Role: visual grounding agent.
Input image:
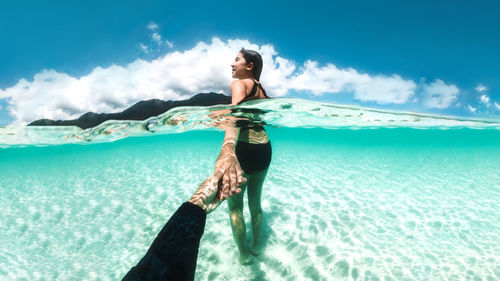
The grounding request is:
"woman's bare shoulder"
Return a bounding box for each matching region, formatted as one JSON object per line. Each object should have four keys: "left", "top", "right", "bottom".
{"left": 230, "top": 80, "right": 247, "bottom": 92}
{"left": 230, "top": 80, "right": 248, "bottom": 104}
{"left": 231, "top": 79, "right": 253, "bottom": 87}
{"left": 230, "top": 79, "right": 243, "bottom": 85}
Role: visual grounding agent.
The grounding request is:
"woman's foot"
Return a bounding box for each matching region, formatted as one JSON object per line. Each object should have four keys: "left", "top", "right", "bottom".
{"left": 249, "top": 243, "right": 260, "bottom": 256}
{"left": 238, "top": 252, "right": 253, "bottom": 265}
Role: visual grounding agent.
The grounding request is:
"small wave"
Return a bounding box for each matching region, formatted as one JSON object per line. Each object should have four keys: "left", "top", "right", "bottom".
{"left": 1, "top": 98, "right": 500, "bottom": 147}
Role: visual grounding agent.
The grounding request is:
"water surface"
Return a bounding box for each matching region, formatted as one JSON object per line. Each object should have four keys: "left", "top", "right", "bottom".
{"left": 1, "top": 99, "right": 499, "bottom": 280}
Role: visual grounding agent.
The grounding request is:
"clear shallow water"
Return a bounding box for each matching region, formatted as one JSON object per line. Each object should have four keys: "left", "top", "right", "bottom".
{"left": 1, "top": 100, "right": 500, "bottom": 280}
{"left": 2, "top": 98, "right": 499, "bottom": 147}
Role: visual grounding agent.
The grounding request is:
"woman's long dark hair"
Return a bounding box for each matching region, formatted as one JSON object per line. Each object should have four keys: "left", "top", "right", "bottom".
{"left": 239, "top": 48, "right": 263, "bottom": 81}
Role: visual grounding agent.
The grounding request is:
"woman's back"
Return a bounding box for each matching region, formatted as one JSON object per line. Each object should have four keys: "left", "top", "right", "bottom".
{"left": 237, "top": 79, "right": 269, "bottom": 144}
{"left": 239, "top": 79, "right": 269, "bottom": 102}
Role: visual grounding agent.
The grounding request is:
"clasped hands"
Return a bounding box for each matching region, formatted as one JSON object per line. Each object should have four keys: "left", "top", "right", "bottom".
{"left": 188, "top": 143, "right": 246, "bottom": 213}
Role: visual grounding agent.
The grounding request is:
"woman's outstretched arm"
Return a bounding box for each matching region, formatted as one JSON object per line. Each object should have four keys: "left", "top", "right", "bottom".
{"left": 213, "top": 80, "right": 248, "bottom": 198}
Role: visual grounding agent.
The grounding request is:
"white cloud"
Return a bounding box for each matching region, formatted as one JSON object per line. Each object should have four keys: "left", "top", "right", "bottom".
{"left": 275, "top": 60, "right": 417, "bottom": 103}
{"left": 421, "top": 79, "right": 460, "bottom": 109}
{"left": 467, "top": 105, "right": 477, "bottom": 113}
{"left": 0, "top": 37, "right": 458, "bottom": 124}
{"left": 0, "top": 38, "right": 253, "bottom": 123}
{"left": 139, "top": 43, "right": 149, "bottom": 53}
{"left": 141, "top": 24, "right": 170, "bottom": 51}
{"left": 351, "top": 74, "right": 416, "bottom": 104}
{"left": 480, "top": 94, "right": 490, "bottom": 105}
{"left": 147, "top": 22, "right": 158, "bottom": 30}
{"left": 152, "top": 32, "right": 162, "bottom": 43}
{"left": 475, "top": 83, "right": 487, "bottom": 93}
{"left": 494, "top": 102, "right": 500, "bottom": 111}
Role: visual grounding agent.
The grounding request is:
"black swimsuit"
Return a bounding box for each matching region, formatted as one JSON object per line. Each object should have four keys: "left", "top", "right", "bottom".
{"left": 235, "top": 80, "right": 272, "bottom": 174}
{"left": 243, "top": 79, "right": 270, "bottom": 102}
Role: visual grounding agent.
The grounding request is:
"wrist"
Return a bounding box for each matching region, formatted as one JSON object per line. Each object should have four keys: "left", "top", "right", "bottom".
{"left": 222, "top": 141, "right": 235, "bottom": 149}
{"left": 218, "top": 144, "right": 236, "bottom": 159}
{"left": 188, "top": 197, "right": 207, "bottom": 213}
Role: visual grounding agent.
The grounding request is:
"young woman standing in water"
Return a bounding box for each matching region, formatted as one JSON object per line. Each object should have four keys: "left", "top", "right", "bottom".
{"left": 214, "top": 49, "right": 271, "bottom": 264}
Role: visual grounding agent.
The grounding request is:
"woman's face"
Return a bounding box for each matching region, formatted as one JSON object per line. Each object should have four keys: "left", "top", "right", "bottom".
{"left": 231, "top": 53, "right": 252, "bottom": 79}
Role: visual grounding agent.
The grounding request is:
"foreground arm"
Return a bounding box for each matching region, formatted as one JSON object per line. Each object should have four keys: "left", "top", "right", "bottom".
{"left": 122, "top": 173, "right": 241, "bottom": 281}
{"left": 122, "top": 202, "right": 206, "bottom": 281}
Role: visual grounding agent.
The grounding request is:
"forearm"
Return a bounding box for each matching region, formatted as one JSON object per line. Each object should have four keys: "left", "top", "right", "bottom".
{"left": 216, "top": 130, "right": 239, "bottom": 172}
{"left": 221, "top": 123, "right": 240, "bottom": 148}
{"left": 122, "top": 202, "right": 206, "bottom": 281}
{"left": 215, "top": 121, "right": 240, "bottom": 167}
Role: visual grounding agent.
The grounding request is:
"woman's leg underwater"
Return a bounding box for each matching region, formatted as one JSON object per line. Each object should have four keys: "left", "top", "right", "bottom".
{"left": 227, "top": 181, "right": 252, "bottom": 264}
{"left": 247, "top": 168, "right": 268, "bottom": 256}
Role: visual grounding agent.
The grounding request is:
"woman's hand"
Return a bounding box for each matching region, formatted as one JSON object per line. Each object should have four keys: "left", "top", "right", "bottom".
{"left": 214, "top": 143, "right": 246, "bottom": 199}
{"left": 188, "top": 169, "right": 243, "bottom": 213}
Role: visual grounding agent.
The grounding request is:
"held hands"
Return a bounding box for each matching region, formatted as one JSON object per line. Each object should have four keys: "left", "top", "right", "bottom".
{"left": 188, "top": 168, "right": 246, "bottom": 214}
{"left": 215, "top": 143, "right": 246, "bottom": 198}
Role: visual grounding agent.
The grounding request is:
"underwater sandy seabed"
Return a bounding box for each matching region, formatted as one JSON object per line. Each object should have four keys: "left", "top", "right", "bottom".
{"left": 1, "top": 127, "right": 499, "bottom": 280}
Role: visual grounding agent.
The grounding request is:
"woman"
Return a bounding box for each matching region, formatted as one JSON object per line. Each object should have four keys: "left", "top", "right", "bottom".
{"left": 214, "top": 48, "right": 271, "bottom": 264}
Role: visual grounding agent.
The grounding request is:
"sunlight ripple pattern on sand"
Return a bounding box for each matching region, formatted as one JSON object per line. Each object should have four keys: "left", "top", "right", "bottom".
{"left": 1, "top": 116, "right": 499, "bottom": 280}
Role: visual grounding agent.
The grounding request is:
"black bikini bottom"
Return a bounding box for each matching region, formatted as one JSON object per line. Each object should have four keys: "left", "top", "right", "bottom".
{"left": 235, "top": 141, "right": 272, "bottom": 174}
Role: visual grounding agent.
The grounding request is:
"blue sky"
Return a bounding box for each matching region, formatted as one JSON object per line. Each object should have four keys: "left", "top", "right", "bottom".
{"left": 1, "top": 0, "right": 499, "bottom": 125}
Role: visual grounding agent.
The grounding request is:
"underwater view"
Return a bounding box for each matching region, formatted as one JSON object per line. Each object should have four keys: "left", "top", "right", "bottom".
{"left": 1, "top": 99, "right": 499, "bottom": 280}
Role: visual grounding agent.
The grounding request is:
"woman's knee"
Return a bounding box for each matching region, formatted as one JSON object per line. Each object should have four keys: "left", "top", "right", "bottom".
{"left": 230, "top": 210, "right": 244, "bottom": 222}
{"left": 249, "top": 204, "right": 262, "bottom": 215}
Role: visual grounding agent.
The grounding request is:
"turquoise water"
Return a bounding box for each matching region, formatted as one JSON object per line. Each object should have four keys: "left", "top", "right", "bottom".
{"left": 1, "top": 99, "right": 500, "bottom": 280}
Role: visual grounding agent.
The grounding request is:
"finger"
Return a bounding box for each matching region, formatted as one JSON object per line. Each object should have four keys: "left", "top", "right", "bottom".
{"left": 235, "top": 166, "right": 243, "bottom": 185}
{"left": 229, "top": 165, "right": 238, "bottom": 194}
{"left": 230, "top": 166, "right": 241, "bottom": 196}
{"left": 237, "top": 170, "right": 246, "bottom": 186}
{"left": 233, "top": 161, "right": 244, "bottom": 182}
{"left": 226, "top": 187, "right": 242, "bottom": 200}
{"left": 229, "top": 172, "right": 237, "bottom": 196}
{"left": 222, "top": 170, "right": 231, "bottom": 198}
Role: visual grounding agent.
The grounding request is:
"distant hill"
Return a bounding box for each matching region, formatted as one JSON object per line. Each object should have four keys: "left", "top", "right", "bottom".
{"left": 28, "top": 93, "right": 232, "bottom": 129}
